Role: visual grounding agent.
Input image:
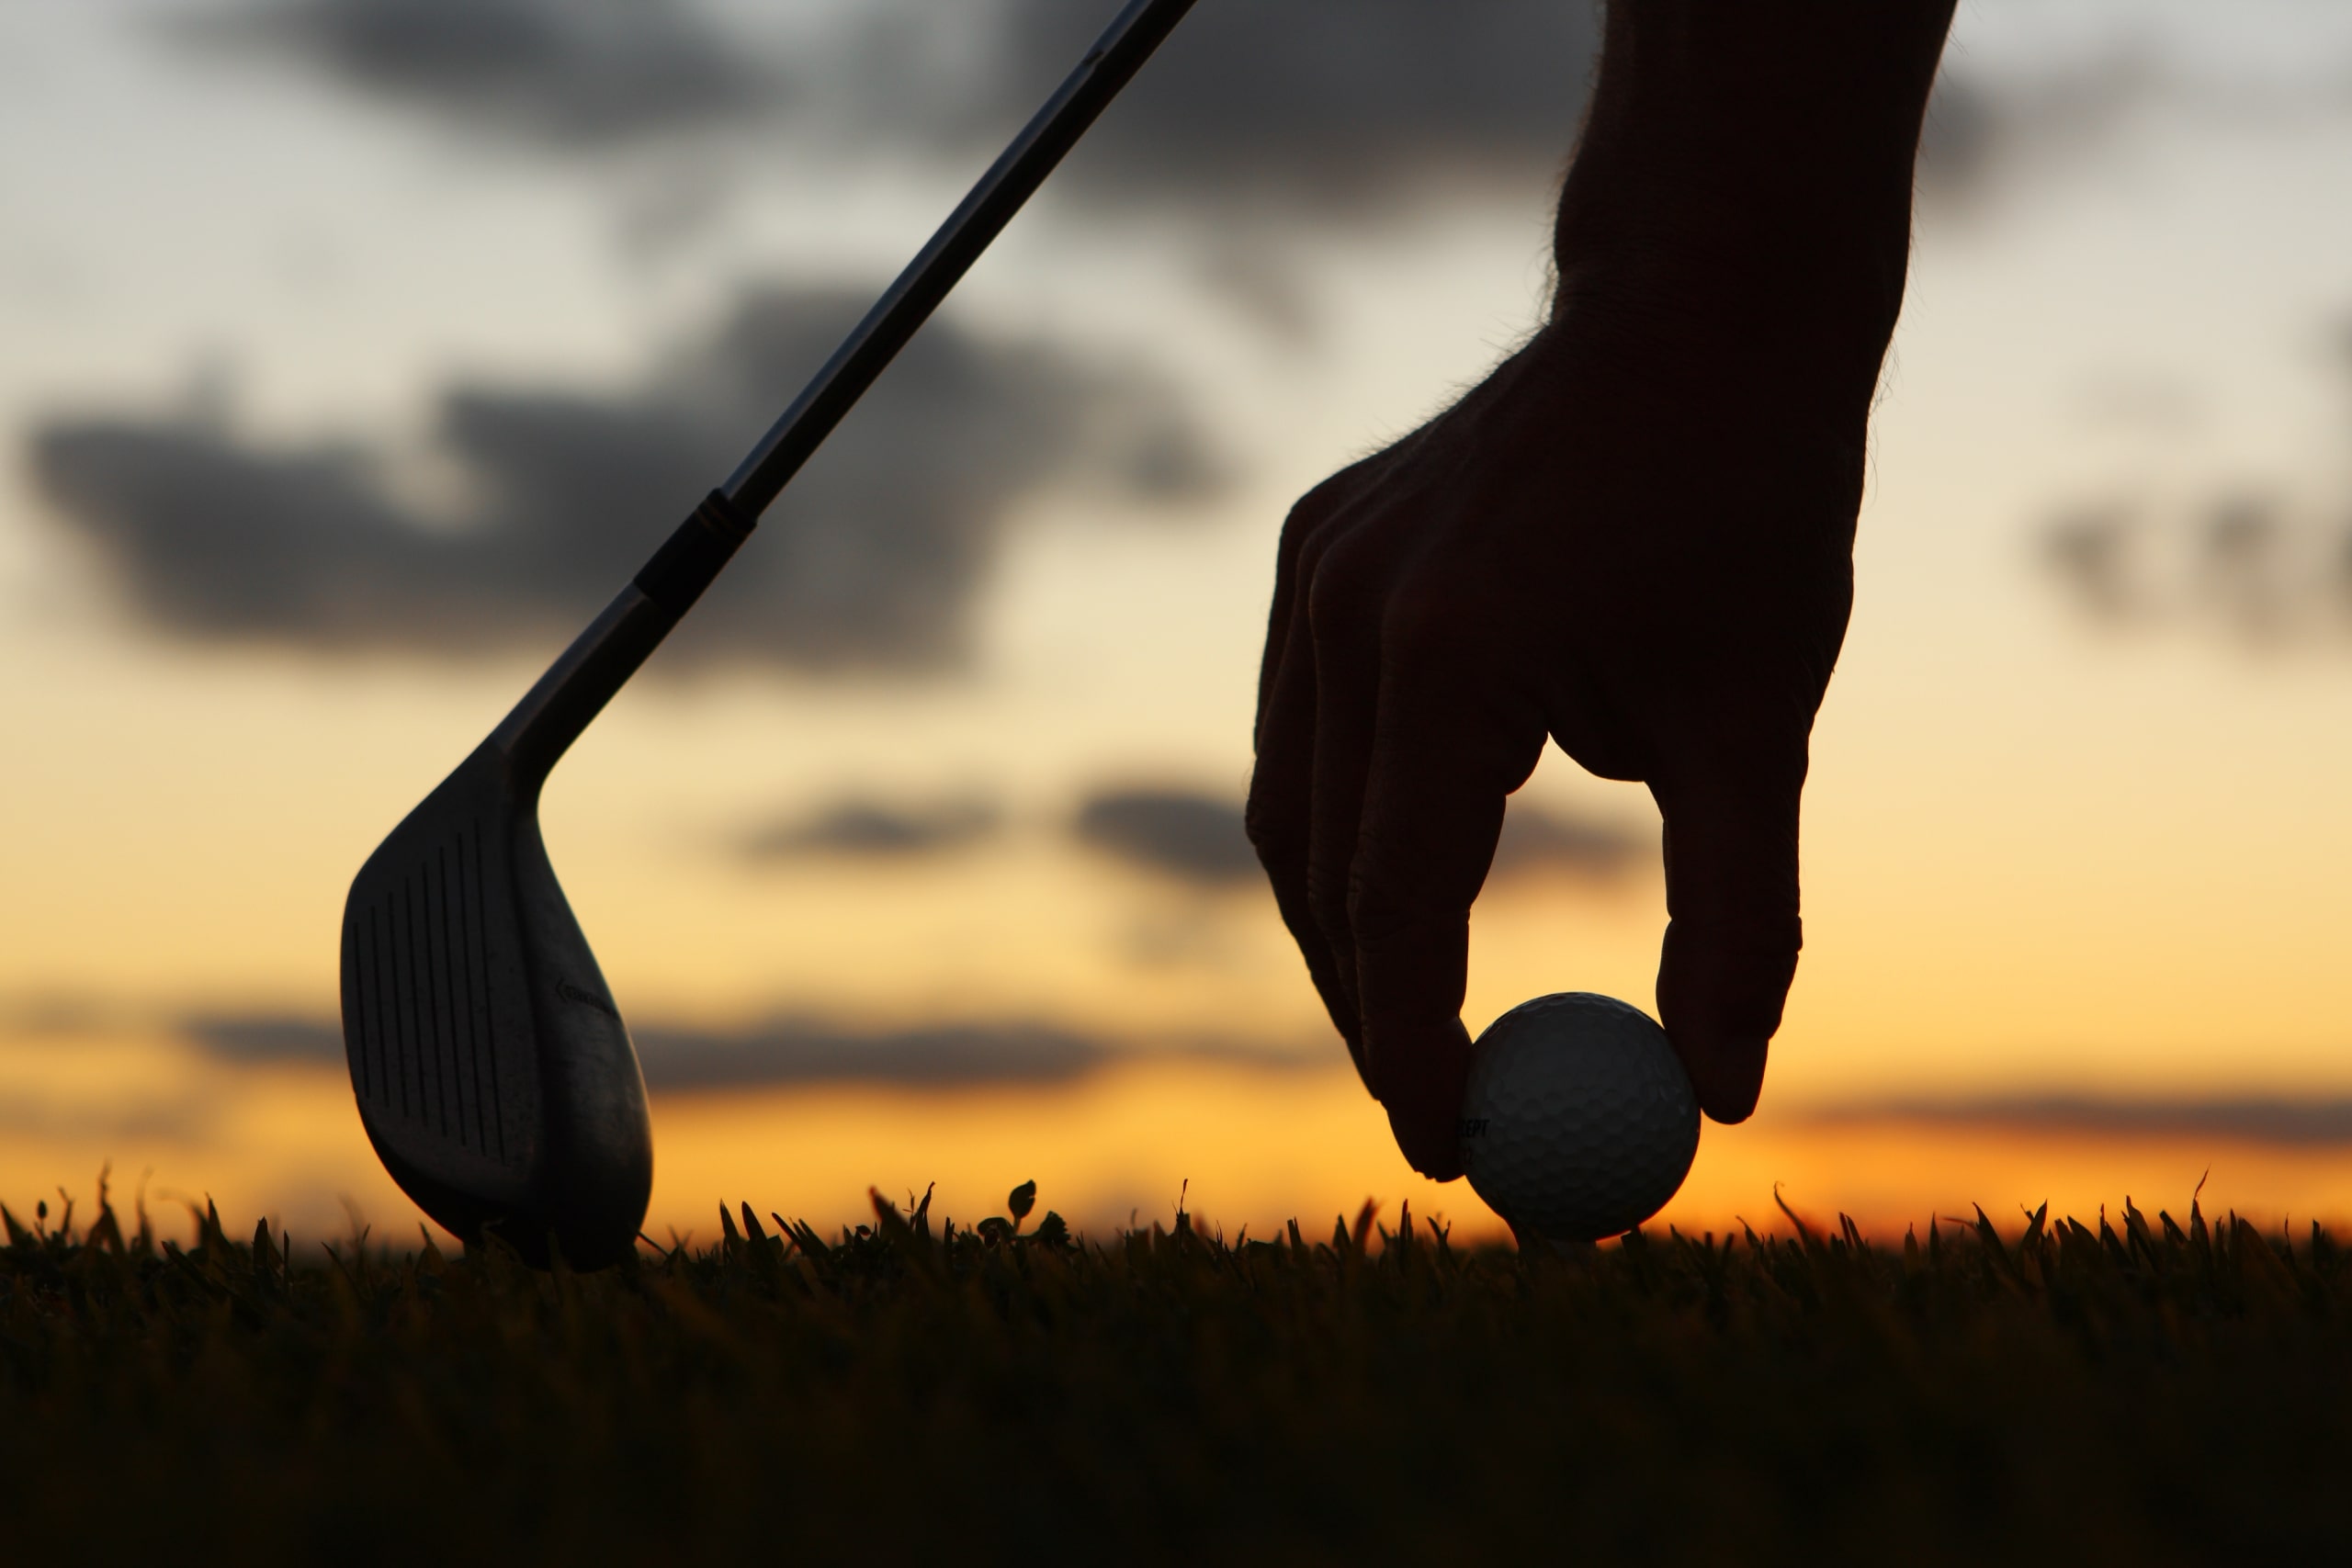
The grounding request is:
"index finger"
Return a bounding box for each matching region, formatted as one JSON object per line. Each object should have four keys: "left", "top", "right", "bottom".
{"left": 1347, "top": 615, "right": 1545, "bottom": 1179}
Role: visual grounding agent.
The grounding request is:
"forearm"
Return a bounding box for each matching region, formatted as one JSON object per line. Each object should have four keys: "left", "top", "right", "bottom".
{"left": 1550, "top": 0, "right": 1958, "bottom": 406}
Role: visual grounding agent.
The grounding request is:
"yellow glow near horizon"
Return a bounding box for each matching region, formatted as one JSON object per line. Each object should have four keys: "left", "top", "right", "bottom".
{"left": 6, "top": 1048, "right": 2350, "bottom": 1254}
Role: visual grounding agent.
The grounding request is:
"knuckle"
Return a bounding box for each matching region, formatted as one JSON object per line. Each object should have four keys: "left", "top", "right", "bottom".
{"left": 1276, "top": 494, "right": 1331, "bottom": 559}
{"left": 1304, "top": 537, "right": 1379, "bottom": 647}
{"left": 1378, "top": 565, "right": 1486, "bottom": 664}
{"left": 1280, "top": 456, "right": 1384, "bottom": 555}
{"left": 1242, "top": 785, "right": 1302, "bottom": 865}
{"left": 1306, "top": 854, "right": 1353, "bottom": 930}
{"left": 1343, "top": 827, "right": 1420, "bottom": 940}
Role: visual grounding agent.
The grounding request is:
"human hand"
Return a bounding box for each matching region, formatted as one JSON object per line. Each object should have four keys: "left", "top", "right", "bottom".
{"left": 1244, "top": 0, "right": 1955, "bottom": 1179}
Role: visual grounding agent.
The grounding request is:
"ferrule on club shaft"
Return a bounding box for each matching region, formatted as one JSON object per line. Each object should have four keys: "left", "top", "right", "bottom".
{"left": 634, "top": 490, "right": 758, "bottom": 617}
{"left": 492, "top": 491, "right": 758, "bottom": 784}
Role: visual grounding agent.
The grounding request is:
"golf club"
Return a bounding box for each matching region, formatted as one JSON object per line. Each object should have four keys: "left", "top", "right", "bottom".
{"left": 339, "top": 0, "right": 1201, "bottom": 1269}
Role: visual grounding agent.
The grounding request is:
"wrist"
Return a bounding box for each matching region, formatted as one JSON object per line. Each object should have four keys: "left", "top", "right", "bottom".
{"left": 1550, "top": 1, "right": 1956, "bottom": 391}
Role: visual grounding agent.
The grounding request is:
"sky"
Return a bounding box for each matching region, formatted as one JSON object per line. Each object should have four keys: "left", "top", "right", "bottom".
{"left": 6, "top": 0, "right": 2352, "bottom": 1248}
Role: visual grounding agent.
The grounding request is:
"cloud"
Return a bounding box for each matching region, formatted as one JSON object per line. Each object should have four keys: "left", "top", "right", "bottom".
{"left": 0, "top": 1096, "right": 215, "bottom": 1145}
{"left": 2041, "top": 503, "right": 2145, "bottom": 626}
{"left": 737, "top": 794, "right": 1001, "bottom": 863}
{"left": 1072, "top": 785, "right": 1258, "bottom": 886}
{"left": 1071, "top": 782, "right": 1647, "bottom": 889}
{"left": 28, "top": 285, "right": 1219, "bottom": 674}
{"left": 175, "top": 0, "right": 1598, "bottom": 210}
{"left": 0, "top": 995, "right": 126, "bottom": 1039}
{"left": 2037, "top": 327, "right": 2352, "bottom": 650}
{"left": 944, "top": 0, "right": 1598, "bottom": 209}
{"left": 1915, "top": 52, "right": 2161, "bottom": 210}
{"left": 168, "top": 1009, "right": 1323, "bottom": 1091}
{"left": 637, "top": 1016, "right": 1327, "bottom": 1091}
{"left": 1800, "top": 1094, "right": 2352, "bottom": 1150}
{"left": 175, "top": 0, "right": 771, "bottom": 147}
{"left": 636, "top": 1017, "right": 1102, "bottom": 1090}
{"left": 2038, "top": 493, "right": 2352, "bottom": 649}
{"left": 175, "top": 0, "right": 2352, "bottom": 240}
{"left": 1491, "top": 799, "right": 1646, "bottom": 881}
{"left": 1916, "top": 16, "right": 2352, "bottom": 219}
{"left": 181, "top": 1013, "right": 345, "bottom": 1066}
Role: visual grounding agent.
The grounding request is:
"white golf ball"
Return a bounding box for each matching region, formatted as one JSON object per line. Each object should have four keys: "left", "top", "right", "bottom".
{"left": 1457, "top": 992, "right": 1700, "bottom": 1243}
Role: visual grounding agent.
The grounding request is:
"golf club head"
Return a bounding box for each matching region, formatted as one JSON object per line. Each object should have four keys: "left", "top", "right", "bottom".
{"left": 340, "top": 739, "right": 650, "bottom": 1269}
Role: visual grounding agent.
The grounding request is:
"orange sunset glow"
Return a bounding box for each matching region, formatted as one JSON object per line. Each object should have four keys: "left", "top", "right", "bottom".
{"left": 7, "top": 0, "right": 2352, "bottom": 1253}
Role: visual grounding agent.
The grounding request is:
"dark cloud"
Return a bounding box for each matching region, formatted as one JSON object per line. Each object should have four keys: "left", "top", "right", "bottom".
{"left": 1491, "top": 800, "right": 1646, "bottom": 881}
{"left": 1916, "top": 38, "right": 2352, "bottom": 219}
{"left": 0, "top": 995, "right": 124, "bottom": 1039}
{"left": 178, "top": 0, "right": 2349, "bottom": 237}
{"left": 182, "top": 1013, "right": 345, "bottom": 1066}
{"left": 29, "top": 286, "right": 1218, "bottom": 674}
{"left": 176, "top": 0, "right": 1597, "bottom": 209}
{"left": 1073, "top": 785, "right": 1257, "bottom": 886}
{"left": 176, "top": 0, "right": 770, "bottom": 146}
{"left": 170, "top": 1010, "right": 1322, "bottom": 1091}
{"left": 951, "top": 0, "right": 1598, "bottom": 209}
{"left": 1915, "top": 54, "right": 2160, "bottom": 210}
{"left": 2199, "top": 492, "right": 2297, "bottom": 639}
{"left": 2039, "top": 494, "right": 2352, "bottom": 649}
{"left": 0, "top": 1096, "right": 214, "bottom": 1145}
{"left": 738, "top": 795, "right": 1001, "bottom": 863}
{"left": 1071, "top": 783, "right": 1645, "bottom": 889}
{"left": 638, "top": 1017, "right": 1325, "bottom": 1091}
{"left": 1802, "top": 1094, "right": 2352, "bottom": 1150}
{"left": 2041, "top": 503, "right": 2145, "bottom": 626}
{"left": 2038, "top": 317, "right": 2352, "bottom": 650}
{"left": 1913, "top": 73, "right": 2000, "bottom": 198}
{"left": 640, "top": 1017, "right": 1102, "bottom": 1090}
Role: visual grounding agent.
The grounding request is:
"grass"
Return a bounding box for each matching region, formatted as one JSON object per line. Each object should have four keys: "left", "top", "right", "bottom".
{"left": 6, "top": 1174, "right": 2352, "bottom": 1565}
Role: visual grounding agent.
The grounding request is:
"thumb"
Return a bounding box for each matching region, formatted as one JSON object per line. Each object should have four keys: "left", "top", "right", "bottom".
{"left": 1649, "top": 727, "right": 1808, "bottom": 1123}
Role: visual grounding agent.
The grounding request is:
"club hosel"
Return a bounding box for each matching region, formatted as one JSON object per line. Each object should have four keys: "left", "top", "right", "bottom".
{"left": 490, "top": 491, "right": 757, "bottom": 785}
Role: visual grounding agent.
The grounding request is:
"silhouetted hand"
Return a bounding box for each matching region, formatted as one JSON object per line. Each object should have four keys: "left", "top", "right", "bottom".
{"left": 1246, "top": 1, "right": 1957, "bottom": 1179}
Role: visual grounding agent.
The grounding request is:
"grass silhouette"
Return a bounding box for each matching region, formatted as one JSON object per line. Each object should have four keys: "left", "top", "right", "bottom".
{"left": 5, "top": 1172, "right": 2351, "bottom": 1562}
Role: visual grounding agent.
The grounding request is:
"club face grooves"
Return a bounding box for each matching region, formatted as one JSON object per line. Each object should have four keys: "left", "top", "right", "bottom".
{"left": 354, "top": 826, "right": 500, "bottom": 1159}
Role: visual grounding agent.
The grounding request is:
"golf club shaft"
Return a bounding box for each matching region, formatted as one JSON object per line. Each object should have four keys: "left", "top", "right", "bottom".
{"left": 491, "top": 0, "right": 1198, "bottom": 777}
{"left": 725, "top": 0, "right": 1199, "bottom": 516}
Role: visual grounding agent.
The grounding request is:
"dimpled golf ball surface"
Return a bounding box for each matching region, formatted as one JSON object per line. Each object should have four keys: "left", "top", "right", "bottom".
{"left": 1459, "top": 992, "right": 1700, "bottom": 1242}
